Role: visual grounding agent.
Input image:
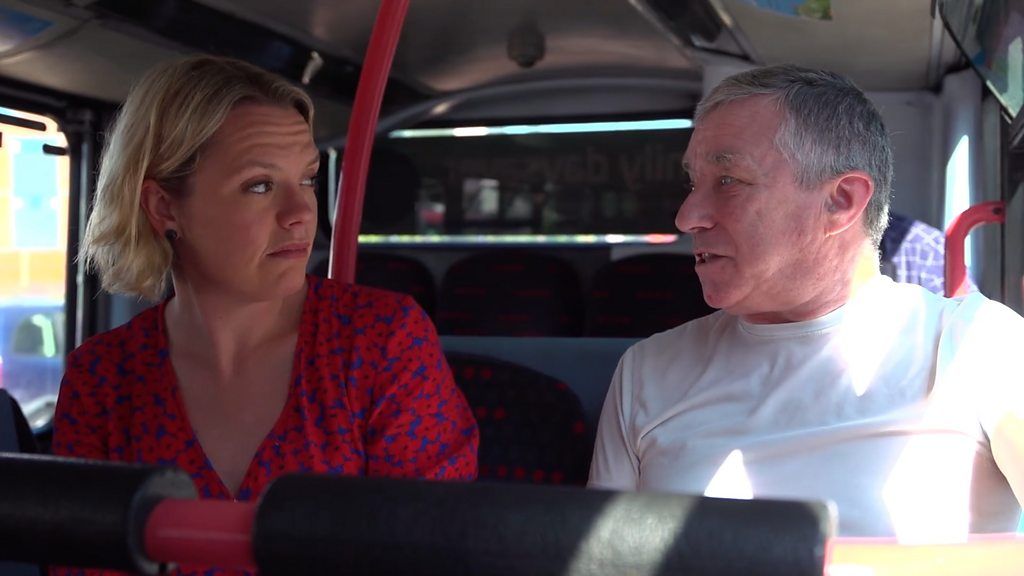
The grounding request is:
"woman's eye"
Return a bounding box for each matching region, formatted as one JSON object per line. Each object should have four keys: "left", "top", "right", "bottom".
{"left": 719, "top": 175, "right": 736, "bottom": 186}
{"left": 301, "top": 175, "right": 319, "bottom": 188}
{"left": 247, "top": 181, "right": 273, "bottom": 194}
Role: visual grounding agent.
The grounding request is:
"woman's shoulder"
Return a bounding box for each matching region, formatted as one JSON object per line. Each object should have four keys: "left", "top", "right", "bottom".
{"left": 306, "top": 274, "right": 419, "bottom": 315}
{"left": 303, "top": 276, "right": 434, "bottom": 349}
{"left": 68, "top": 304, "right": 163, "bottom": 366}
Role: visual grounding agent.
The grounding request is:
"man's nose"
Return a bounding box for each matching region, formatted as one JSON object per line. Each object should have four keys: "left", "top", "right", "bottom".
{"left": 675, "top": 185, "right": 714, "bottom": 234}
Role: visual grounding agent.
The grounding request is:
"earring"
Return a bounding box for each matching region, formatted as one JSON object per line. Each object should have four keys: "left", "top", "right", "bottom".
{"left": 164, "top": 229, "right": 178, "bottom": 242}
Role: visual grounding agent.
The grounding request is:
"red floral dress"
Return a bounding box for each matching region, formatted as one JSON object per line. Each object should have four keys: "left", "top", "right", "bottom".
{"left": 52, "top": 276, "right": 478, "bottom": 575}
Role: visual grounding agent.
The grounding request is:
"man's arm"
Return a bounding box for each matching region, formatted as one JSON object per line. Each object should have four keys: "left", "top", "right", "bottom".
{"left": 990, "top": 412, "right": 1024, "bottom": 507}
{"left": 588, "top": 354, "right": 640, "bottom": 490}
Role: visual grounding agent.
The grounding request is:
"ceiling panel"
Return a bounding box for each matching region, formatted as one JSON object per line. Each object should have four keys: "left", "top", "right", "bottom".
{"left": 196, "top": 0, "right": 698, "bottom": 93}
{"left": 720, "top": 0, "right": 950, "bottom": 90}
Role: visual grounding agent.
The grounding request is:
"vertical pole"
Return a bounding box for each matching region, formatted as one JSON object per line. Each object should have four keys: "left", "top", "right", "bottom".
{"left": 329, "top": 0, "right": 410, "bottom": 282}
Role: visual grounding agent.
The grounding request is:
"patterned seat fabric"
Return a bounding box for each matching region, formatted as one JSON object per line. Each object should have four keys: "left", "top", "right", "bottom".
{"left": 437, "top": 251, "right": 583, "bottom": 336}
{"left": 585, "top": 253, "right": 715, "bottom": 337}
{"left": 446, "top": 353, "right": 590, "bottom": 485}
{"left": 355, "top": 253, "right": 437, "bottom": 317}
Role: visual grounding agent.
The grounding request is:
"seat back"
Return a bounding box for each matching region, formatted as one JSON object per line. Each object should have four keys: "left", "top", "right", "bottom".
{"left": 586, "top": 253, "right": 714, "bottom": 337}
{"left": 446, "top": 352, "right": 590, "bottom": 485}
{"left": 0, "top": 390, "right": 43, "bottom": 576}
{"left": 437, "top": 251, "right": 583, "bottom": 336}
{"left": 356, "top": 253, "right": 437, "bottom": 317}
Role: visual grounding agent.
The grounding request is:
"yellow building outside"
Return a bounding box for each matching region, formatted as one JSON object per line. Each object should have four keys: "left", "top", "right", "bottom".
{"left": 0, "top": 107, "right": 69, "bottom": 303}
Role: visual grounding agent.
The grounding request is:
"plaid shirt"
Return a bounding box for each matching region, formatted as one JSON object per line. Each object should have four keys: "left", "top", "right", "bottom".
{"left": 880, "top": 213, "right": 976, "bottom": 295}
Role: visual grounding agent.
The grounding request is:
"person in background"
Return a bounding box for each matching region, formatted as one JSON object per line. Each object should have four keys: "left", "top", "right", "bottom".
{"left": 53, "top": 55, "right": 478, "bottom": 575}
{"left": 589, "top": 64, "right": 1024, "bottom": 540}
{"left": 880, "top": 211, "right": 976, "bottom": 295}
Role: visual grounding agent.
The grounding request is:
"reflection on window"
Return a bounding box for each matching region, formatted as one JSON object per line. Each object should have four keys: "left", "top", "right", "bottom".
{"left": 12, "top": 313, "right": 60, "bottom": 357}
{"left": 359, "top": 119, "right": 693, "bottom": 244}
{"left": 942, "top": 0, "right": 1024, "bottom": 117}
{"left": 0, "top": 105, "right": 68, "bottom": 428}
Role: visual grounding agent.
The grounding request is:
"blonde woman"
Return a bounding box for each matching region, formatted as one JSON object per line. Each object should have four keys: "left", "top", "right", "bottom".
{"left": 52, "top": 56, "right": 478, "bottom": 566}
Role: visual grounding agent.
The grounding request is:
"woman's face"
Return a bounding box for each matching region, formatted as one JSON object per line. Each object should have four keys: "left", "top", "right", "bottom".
{"left": 170, "top": 102, "right": 320, "bottom": 302}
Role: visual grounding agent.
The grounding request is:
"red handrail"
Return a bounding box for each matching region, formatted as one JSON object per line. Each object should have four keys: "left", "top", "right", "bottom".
{"left": 144, "top": 499, "right": 257, "bottom": 569}
{"left": 329, "top": 0, "right": 410, "bottom": 282}
{"left": 944, "top": 201, "right": 1005, "bottom": 297}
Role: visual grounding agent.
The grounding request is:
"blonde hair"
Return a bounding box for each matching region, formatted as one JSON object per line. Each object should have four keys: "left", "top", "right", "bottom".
{"left": 82, "top": 55, "right": 315, "bottom": 300}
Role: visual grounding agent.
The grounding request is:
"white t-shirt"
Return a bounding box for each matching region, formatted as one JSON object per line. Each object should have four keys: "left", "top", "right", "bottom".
{"left": 589, "top": 275, "right": 1024, "bottom": 541}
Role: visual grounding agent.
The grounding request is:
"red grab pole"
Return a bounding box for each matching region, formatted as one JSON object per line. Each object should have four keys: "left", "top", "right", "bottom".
{"left": 944, "top": 201, "right": 1005, "bottom": 298}
{"left": 329, "top": 0, "right": 410, "bottom": 282}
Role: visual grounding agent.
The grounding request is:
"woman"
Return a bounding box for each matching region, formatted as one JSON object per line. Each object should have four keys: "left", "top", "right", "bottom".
{"left": 52, "top": 55, "right": 478, "bottom": 572}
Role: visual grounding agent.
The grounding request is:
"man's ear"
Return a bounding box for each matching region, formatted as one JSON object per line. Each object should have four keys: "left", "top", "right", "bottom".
{"left": 824, "top": 171, "right": 873, "bottom": 237}
{"left": 140, "top": 179, "right": 178, "bottom": 237}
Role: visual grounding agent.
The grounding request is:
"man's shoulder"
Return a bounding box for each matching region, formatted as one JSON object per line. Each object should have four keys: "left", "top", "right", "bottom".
{"left": 950, "top": 292, "right": 1024, "bottom": 335}
{"left": 627, "top": 310, "right": 730, "bottom": 360}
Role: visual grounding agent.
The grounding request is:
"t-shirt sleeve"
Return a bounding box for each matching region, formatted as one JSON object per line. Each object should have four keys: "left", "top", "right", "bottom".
{"left": 973, "top": 302, "right": 1024, "bottom": 505}
{"left": 588, "top": 350, "right": 640, "bottom": 490}
{"left": 364, "top": 296, "right": 479, "bottom": 480}
{"left": 51, "top": 344, "right": 108, "bottom": 460}
{"left": 944, "top": 296, "right": 1024, "bottom": 505}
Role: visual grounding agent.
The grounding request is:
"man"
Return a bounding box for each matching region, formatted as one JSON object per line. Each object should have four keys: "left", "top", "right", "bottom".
{"left": 588, "top": 65, "right": 1024, "bottom": 541}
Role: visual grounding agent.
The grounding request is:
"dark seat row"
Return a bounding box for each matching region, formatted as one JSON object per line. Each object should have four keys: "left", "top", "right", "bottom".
{"left": 445, "top": 352, "right": 591, "bottom": 486}
{"left": 356, "top": 251, "right": 715, "bottom": 338}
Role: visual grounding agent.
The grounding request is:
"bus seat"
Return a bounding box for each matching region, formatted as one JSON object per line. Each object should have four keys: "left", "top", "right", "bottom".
{"left": 0, "top": 390, "right": 38, "bottom": 455}
{"left": 585, "top": 254, "right": 715, "bottom": 337}
{"left": 355, "top": 253, "right": 437, "bottom": 317}
{"left": 437, "top": 251, "right": 584, "bottom": 336}
{"left": 308, "top": 253, "right": 437, "bottom": 317}
{"left": 0, "top": 389, "right": 44, "bottom": 576}
{"left": 446, "top": 352, "right": 590, "bottom": 485}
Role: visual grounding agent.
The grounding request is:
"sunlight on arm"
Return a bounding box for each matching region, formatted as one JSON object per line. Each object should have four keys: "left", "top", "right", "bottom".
{"left": 990, "top": 413, "right": 1024, "bottom": 508}
{"left": 702, "top": 449, "right": 753, "bottom": 500}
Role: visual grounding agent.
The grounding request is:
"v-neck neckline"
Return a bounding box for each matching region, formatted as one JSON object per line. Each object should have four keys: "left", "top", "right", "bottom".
{"left": 155, "top": 281, "right": 312, "bottom": 500}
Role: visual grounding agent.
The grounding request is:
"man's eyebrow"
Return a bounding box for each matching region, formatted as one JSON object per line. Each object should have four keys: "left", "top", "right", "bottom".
{"left": 711, "top": 152, "right": 746, "bottom": 167}
{"left": 716, "top": 152, "right": 760, "bottom": 172}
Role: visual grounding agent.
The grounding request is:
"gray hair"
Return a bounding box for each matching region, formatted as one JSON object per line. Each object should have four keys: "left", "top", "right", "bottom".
{"left": 696, "top": 64, "right": 893, "bottom": 247}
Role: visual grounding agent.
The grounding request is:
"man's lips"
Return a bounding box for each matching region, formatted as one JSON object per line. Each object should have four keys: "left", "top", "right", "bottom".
{"left": 694, "top": 251, "right": 727, "bottom": 264}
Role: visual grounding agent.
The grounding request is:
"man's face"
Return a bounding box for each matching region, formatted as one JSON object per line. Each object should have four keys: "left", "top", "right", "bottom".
{"left": 677, "top": 96, "right": 830, "bottom": 323}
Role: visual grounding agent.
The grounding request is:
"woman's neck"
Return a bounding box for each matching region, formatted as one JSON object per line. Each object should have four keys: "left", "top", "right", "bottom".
{"left": 164, "top": 276, "right": 307, "bottom": 379}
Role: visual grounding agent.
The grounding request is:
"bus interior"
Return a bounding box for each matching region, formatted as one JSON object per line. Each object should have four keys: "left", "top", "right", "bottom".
{"left": 0, "top": 0, "right": 1023, "bottom": 545}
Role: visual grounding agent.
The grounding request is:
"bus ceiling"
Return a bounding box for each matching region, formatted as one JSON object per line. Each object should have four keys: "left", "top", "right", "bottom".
{"left": 0, "top": 0, "right": 984, "bottom": 141}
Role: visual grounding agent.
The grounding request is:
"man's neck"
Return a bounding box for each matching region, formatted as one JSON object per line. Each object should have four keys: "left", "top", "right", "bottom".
{"left": 741, "top": 243, "right": 880, "bottom": 325}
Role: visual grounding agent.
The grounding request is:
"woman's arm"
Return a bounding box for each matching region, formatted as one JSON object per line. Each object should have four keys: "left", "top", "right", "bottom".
{"left": 365, "top": 296, "right": 479, "bottom": 481}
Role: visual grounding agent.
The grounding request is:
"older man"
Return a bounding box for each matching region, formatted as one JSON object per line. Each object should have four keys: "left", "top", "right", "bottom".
{"left": 589, "top": 65, "right": 1024, "bottom": 541}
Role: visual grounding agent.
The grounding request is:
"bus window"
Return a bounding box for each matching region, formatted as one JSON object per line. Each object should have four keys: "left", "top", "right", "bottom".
{"left": 0, "top": 106, "right": 69, "bottom": 430}
{"left": 360, "top": 118, "right": 692, "bottom": 244}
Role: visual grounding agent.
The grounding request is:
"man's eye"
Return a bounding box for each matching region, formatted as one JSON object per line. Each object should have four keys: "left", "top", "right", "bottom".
{"left": 247, "top": 181, "right": 273, "bottom": 194}
{"left": 719, "top": 175, "right": 737, "bottom": 186}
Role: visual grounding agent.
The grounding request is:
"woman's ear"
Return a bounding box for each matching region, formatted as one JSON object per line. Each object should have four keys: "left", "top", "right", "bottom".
{"left": 824, "top": 171, "right": 874, "bottom": 237}
{"left": 140, "top": 179, "right": 178, "bottom": 238}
